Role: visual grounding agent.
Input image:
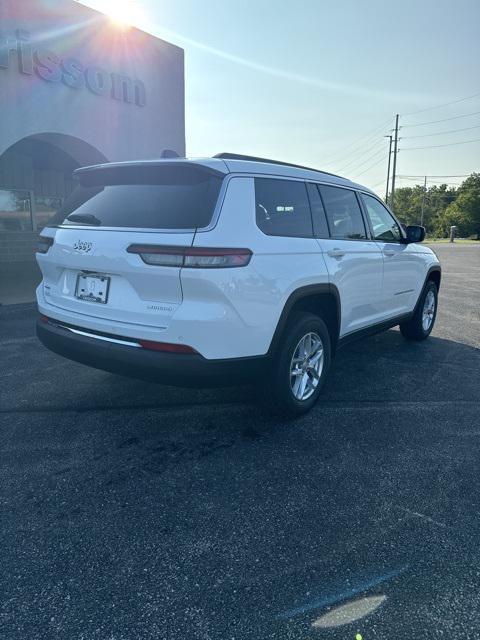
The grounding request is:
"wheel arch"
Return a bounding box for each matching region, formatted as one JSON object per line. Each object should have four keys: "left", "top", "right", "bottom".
{"left": 412, "top": 265, "right": 441, "bottom": 315}
{"left": 268, "top": 284, "right": 341, "bottom": 355}
{"left": 427, "top": 266, "right": 441, "bottom": 291}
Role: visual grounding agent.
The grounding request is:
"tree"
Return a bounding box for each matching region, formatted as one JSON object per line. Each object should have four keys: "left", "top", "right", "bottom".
{"left": 392, "top": 184, "right": 453, "bottom": 234}
{"left": 445, "top": 173, "right": 480, "bottom": 238}
{"left": 432, "top": 202, "right": 467, "bottom": 238}
{"left": 392, "top": 173, "right": 479, "bottom": 238}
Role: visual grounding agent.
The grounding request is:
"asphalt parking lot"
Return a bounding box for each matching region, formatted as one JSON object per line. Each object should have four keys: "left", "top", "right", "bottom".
{"left": 1, "top": 244, "right": 479, "bottom": 640}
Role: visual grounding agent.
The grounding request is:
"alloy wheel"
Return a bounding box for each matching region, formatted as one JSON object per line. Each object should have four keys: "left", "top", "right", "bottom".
{"left": 422, "top": 290, "right": 436, "bottom": 331}
{"left": 289, "top": 332, "right": 324, "bottom": 401}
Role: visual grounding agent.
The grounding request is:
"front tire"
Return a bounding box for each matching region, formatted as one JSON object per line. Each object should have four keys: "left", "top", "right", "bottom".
{"left": 261, "top": 312, "right": 331, "bottom": 416}
{"left": 400, "top": 280, "right": 438, "bottom": 341}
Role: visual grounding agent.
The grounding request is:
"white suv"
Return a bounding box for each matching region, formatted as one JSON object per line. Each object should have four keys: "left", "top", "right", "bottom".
{"left": 36, "top": 153, "right": 441, "bottom": 415}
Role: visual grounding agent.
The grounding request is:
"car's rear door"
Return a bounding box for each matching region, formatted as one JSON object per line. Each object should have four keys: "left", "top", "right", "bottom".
{"left": 312, "top": 183, "right": 385, "bottom": 337}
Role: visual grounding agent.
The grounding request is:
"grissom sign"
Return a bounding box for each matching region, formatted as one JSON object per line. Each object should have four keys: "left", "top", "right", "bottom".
{"left": 0, "top": 29, "right": 146, "bottom": 106}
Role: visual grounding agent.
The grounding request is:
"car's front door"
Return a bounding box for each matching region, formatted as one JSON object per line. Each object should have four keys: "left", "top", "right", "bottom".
{"left": 360, "top": 192, "right": 424, "bottom": 317}
{"left": 312, "top": 183, "right": 384, "bottom": 337}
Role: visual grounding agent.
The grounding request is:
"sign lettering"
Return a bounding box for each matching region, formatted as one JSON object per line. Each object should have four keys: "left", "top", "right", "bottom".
{"left": 0, "top": 29, "right": 146, "bottom": 106}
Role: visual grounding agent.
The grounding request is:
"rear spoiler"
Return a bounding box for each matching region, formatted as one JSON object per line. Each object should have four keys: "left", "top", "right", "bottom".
{"left": 73, "top": 160, "right": 227, "bottom": 184}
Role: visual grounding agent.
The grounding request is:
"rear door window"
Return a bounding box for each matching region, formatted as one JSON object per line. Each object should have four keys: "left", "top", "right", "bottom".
{"left": 319, "top": 185, "right": 367, "bottom": 240}
{"left": 254, "top": 178, "right": 313, "bottom": 237}
{"left": 50, "top": 165, "right": 223, "bottom": 230}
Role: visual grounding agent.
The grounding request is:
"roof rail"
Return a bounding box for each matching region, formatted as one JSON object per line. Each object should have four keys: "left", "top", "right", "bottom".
{"left": 213, "top": 152, "right": 343, "bottom": 179}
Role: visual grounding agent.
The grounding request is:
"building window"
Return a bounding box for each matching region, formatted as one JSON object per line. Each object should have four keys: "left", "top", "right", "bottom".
{"left": 35, "top": 196, "right": 64, "bottom": 230}
{"left": 0, "top": 189, "right": 32, "bottom": 231}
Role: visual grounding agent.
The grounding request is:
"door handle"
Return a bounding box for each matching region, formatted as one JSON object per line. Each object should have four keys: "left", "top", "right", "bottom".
{"left": 327, "top": 248, "right": 345, "bottom": 258}
{"left": 383, "top": 249, "right": 395, "bottom": 257}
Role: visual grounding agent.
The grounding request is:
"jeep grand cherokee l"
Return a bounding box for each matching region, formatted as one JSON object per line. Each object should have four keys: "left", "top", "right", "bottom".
{"left": 36, "top": 154, "right": 441, "bottom": 415}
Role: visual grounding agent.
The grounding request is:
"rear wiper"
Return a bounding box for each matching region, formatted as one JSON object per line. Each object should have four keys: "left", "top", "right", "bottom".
{"left": 66, "top": 213, "right": 101, "bottom": 226}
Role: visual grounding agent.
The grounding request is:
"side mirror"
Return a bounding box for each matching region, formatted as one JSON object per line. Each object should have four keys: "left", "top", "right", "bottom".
{"left": 404, "top": 225, "right": 425, "bottom": 243}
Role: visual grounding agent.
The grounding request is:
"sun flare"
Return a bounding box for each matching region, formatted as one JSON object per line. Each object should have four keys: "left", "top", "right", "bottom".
{"left": 95, "top": 0, "right": 143, "bottom": 27}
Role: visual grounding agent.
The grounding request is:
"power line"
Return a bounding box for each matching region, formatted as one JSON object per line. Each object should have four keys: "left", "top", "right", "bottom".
{"left": 398, "top": 174, "right": 471, "bottom": 178}
{"left": 333, "top": 134, "right": 385, "bottom": 169}
{"left": 401, "top": 124, "right": 480, "bottom": 139}
{"left": 401, "top": 110, "right": 480, "bottom": 128}
{"left": 324, "top": 118, "right": 391, "bottom": 163}
{"left": 335, "top": 138, "right": 386, "bottom": 173}
{"left": 400, "top": 137, "right": 480, "bottom": 151}
{"left": 398, "top": 182, "right": 464, "bottom": 188}
{"left": 328, "top": 139, "right": 386, "bottom": 174}
{"left": 402, "top": 91, "right": 480, "bottom": 117}
{"left": 344, "top": 145, "right": 386, "bottom": 173}
{"left": 369, "top": 179, "right": 386, "bottom": 189}
{"left": 351, "top": 154, "right": 388, "bottom": 180}
{"left": 425, "top": 181, "right": 464, "bottom": 186}
{"left": 397, "top": 177, "right": 463, "bottom": 186}
{"left": 324, "top": 118, "right": 391, "bottom": 167}
{"left": 395, "top": 173, "right": 472, "bottom": 189}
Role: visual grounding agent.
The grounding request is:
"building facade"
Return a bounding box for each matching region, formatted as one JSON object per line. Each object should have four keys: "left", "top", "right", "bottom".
{"left": 0, "top": 0, "right": 185, "bottom": 264}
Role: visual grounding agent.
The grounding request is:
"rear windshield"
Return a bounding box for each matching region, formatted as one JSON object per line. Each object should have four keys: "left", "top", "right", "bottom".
{"left": 49, "top": 165, "right": 223, "bottom": 230}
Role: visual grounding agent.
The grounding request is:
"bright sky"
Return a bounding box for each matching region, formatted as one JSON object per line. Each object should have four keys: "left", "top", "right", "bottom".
{"left": 81, "top": 0, "right": 480, "bottom": 195}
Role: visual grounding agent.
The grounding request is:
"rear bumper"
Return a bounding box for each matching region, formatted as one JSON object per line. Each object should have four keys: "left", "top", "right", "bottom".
{"left": 36, "top": 316, "right": 267, "bottom": 387}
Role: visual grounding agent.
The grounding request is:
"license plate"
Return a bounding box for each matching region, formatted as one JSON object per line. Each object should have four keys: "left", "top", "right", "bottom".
{"left": 75, "top": 274, "right": 110, "bottom": 304}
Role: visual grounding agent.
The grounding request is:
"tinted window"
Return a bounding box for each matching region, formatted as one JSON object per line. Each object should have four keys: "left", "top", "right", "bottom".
{"left": 362, "top": 193, "right": 402, "bottom": 242}
{"left": 255, "top": 178, "right": 313, "bottom": 237}
{"left": 50, "top": 165, "right": 223, "bottom": 229}
{"left": 306, "top": 183, "right": 329, "bottom": 238}
{"left": 319, "top": 185, "right": 366, "bottom": 240}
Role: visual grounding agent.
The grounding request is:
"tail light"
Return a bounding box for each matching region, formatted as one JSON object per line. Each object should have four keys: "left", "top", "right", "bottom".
{"left": 37, "top": 236, "right": 54, "bottom": 254}
{"left": 138, "top": 340, "right": 198, "bottom": 354}
{"left": 127, "top": 245, "right": 252, "bottom": 268}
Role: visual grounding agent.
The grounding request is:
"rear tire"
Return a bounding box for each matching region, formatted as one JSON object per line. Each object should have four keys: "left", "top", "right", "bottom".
{"left": 260, "top": 312, "right": 331, "bottom": 417}
{"left": 400, "top": 280, "right": 438, "bottom": 341}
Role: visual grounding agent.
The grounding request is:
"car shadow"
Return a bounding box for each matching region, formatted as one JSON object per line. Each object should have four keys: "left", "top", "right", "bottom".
{"left": 67, "top": 326, "right": 480, "bottom": 414}
{"left": 2, "top": 314, "right": 478, "bottom": 418}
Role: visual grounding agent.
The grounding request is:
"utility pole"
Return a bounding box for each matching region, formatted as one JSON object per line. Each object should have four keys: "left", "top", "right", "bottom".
{"left": 420, "top": 175, "right": 427, "bottom": 226}
{"left": 384, "top": 135, "right": 393, "bottom": 203}
{"left": 390, "top": 114, "right": 400, "bottom": 211}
